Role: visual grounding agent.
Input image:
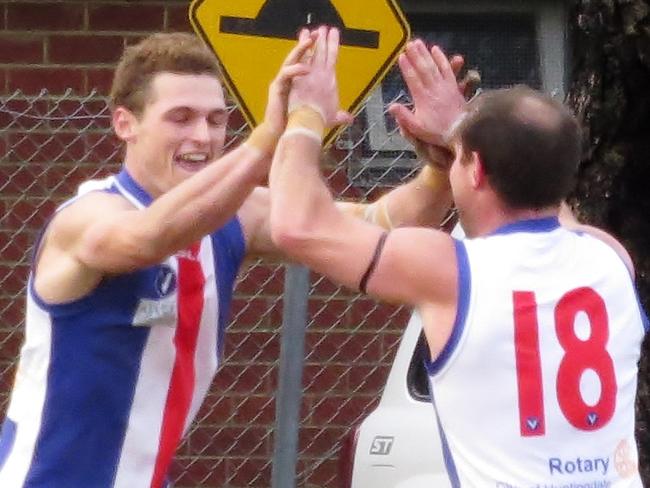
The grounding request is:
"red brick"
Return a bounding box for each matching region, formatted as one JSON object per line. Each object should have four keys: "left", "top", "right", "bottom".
{"left": 311, "top": 274, "right": 358, "bottom": 298}
{"left": 299, "top": 426, "right": 348, "bottom": 456}
{"left": 49, "top": 35, "right": 124, "bottom": 65}
{"left": 47, "top": 99, "right": 112, "bottom": 131}
{"left": 0, "top": 164, "right": 40, "bottom": 196}
{"left": 7, "top": 3, "right": 84, "bottom": 31}
{"left": 347, "top": 364, "right": 391, "bottom": 395}
{"left": 8, "top": 68, "right": 85, "bottom": 95}
{"left": 1, "top": 197, "right": 57, "bottom": 232}
{"left": 302, "top": 364, "right": 349, "bottom": 394}
{"left": 304, "top": 331, "right": 383, "bottom": 363}
{"left": 226, "top": 331, "right": 280, "bottom": 363}
{"left": 309, "top": 395, "right": 378, "bottom": 426}
{"left": 225, "top": 458, "right": 272, "bottom": 487}
{"left": 229, "top": 297, "right": 276, "bottom": 330}
{"left": 307, "top": 299, "right": 350, "bottom": 329}
{"left": 0, "top": 230, "right": 35, "bottom": 264}
{"left": 235, "top": 264, "right": 284, "bottom": 296}
{"left": 381, "top": 330, "right": 403, "bottom": 353}
{"left": 85, "top": 133, "right": 123, "bottom": 164}
{"left": 231, "top": 395, "right": 276, "bottom": 424}
{"left": 303, "top": 458, "right": 339, "bottom": 487}
{"left": 0, "top": 264, "right": 29, "bottom": 296}
{"left": 0, "top": 99, "right": 51, "bottom": 131}
{"left": 166, "top": 5, "right": 192, "bottom": 32}
{"left": 7, "top": 132, "right": 87, "bottom": 165}
{"left": 0, "top": 300, "right": 25, "bottom": 331}
{"left": 0, "top": 34, "right": 43, "bottom": 64}
{"left": 0, "top": 362, "right": 18, "bottom": 393}
{"left": 212, "top": 363, "right": 274, "bottom": 394}
{"left": 188, "top": 426, "right": 271, "bottom": 457}
{"left": 170, "top": 457, "right": 227, "bottom": 487}
{"left": 0, "top": 328, "right": 23, "bottom": 361}
{"left": 0, "top": 69, "right": 6, "bottom": 94}
{"left": 348, "top": 300, "right": 405, "bottom": 330}
{"left": 86, "top": 68, "right": 115, "bottom": 95}
{"left": 88, "top": 4, "right": 164, "bottom": 31}
{"left": 192, "top": 394, "right": 234, "bottom": 424}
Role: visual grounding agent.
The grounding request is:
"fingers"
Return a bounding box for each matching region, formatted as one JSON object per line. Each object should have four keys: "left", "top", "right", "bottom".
{"left": 326, "top": 27, "right": 340, "bottom": 70}
{"left": 388, "top": 103, "right": 421, "bottom": 137}
{"left": 449, "top": 55, "right": 464, "bottom": 78}
{"left": 275, "top": 63, "right": 310, "bottom": 85}
{"left": 398, "top": 52, "right": 426, "bottom": 97}
{"left": 312, "top": 25, "right": 328, "bottom": 66}
{"left": 334, "top": 110, "right": 354, "bottom": 127}
{"left": 283, "top": 29, "right": 315, "bottom": 67}
{"left": 406, "top": 39, "right": 438, "bottom": 86}
{"left": 430, "top": 45, "right": 454, "bottom": 80}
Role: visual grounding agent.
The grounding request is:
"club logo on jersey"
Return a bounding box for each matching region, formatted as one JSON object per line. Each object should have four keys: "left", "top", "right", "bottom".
{"left": 155, "top": 265, "right": 177, "bottom": 297}
{"left": 526, "top": 417, "right": 540, "bottom": 431}
{"left": 133, "top": 265, "right": 179, "bottom": 328}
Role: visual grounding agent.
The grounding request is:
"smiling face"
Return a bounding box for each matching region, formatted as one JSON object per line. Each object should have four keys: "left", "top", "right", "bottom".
{"left": 114, "top": 72, "right": 228, "bottom": 196}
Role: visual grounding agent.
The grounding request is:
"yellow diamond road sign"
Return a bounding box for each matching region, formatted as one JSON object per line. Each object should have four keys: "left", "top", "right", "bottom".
{"left": 190, "top": 0, "right": 410, "bottom": 144}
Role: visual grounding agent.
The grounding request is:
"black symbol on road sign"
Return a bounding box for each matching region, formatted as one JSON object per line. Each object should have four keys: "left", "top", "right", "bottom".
{"left": 220, "top": 0, "right": 380, "bottom": 48}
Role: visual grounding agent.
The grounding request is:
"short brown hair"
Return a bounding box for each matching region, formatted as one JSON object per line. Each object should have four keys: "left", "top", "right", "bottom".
{"left": 109, "top": 32, "right": 221, "bottom": 116}
{"left": 456, "top": 86, "right": 581, "bottom": 209}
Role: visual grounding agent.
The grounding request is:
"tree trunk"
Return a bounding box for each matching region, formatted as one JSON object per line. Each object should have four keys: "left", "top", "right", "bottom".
{"left": 567, "top": 0, "right": 650, "bottom": 482}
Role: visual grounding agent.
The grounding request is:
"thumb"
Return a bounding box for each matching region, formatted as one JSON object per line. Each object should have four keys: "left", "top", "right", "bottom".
{"left": 334, "top": 110, "right": 354, "bottom": 127}
{"left": 388, "top": 103, "right": 421, "bottom": 137}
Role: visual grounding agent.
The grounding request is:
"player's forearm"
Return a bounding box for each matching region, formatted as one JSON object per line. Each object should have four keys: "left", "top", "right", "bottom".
{"left": 85, "top": 133, "right": 276, "bottom": 271}
{"left": 269, "top": 133, "right": 338, "bottom": 260}
{"left": 377, "top": 165, "right": 452, "bottom": 228}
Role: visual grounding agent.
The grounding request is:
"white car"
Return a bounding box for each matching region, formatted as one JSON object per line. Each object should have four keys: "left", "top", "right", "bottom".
{"left": 338, "top": 311, "right": 451, "bottom": 487}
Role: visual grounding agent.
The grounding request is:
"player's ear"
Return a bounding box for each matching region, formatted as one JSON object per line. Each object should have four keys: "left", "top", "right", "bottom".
{"left": 112, "top": 106, "right": 138, "bottom": 142}
{"left": 470, "top": 151, "right": 485, "bottom": 189}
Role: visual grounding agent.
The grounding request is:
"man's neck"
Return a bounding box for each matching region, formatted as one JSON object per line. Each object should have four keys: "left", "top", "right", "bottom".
{"left": 467, "top": 202, "right": 559, "bottom": 238}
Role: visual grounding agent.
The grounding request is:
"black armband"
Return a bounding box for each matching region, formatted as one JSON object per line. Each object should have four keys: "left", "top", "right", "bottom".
{"left": 359, "top": 232, "right": 389, "bottom": 294}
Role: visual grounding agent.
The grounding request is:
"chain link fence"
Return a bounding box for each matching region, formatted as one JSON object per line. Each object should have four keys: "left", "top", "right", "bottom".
{"left": 0, "top": 85, "right": 417, "bottom": 487}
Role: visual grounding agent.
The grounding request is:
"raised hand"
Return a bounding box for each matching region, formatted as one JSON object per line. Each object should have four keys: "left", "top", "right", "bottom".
{"left": 288, "top": 26, "right": 352, "bottom": 128}
{"left": 262, "top": 29, "right": 315, "bottom": 137}
{"left": 388, "top": 40, "right": 468, "bottom": 148}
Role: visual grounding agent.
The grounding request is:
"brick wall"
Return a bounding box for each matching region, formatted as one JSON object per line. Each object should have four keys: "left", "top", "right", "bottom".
{"left": 0, "top": 2, "right": 406, "bottom": 486}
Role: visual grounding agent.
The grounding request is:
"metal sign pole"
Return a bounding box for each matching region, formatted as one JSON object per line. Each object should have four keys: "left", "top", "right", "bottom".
{"left": 271, "top": 264, "right": 310, "bottom": 488}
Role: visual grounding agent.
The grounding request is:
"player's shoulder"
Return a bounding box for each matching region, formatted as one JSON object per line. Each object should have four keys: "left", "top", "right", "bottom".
{"left": 565, "top": 223, "right": 635, "bottom": 278}
{"left": 46, "top": 189, "right": 136, "bottom": 246}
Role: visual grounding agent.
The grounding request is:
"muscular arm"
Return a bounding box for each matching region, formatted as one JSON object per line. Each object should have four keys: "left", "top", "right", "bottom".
{"left": 269, "top": 117, "right": 457, "bottom": 305}
{"left": 35, "top": 141, "right": 272, "bottom": 302}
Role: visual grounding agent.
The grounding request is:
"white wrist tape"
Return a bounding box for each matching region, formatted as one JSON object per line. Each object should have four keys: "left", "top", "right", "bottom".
{"left": 281, "top": 127, "right": 323, "bottom": 144}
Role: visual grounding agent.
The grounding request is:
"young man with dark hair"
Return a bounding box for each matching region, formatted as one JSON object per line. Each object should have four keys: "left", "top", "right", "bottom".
{"left": 270, "top": 27, "right": 646, "bottom": 487}
{"left": 0, "top": 31, "right": 463, "bottom": 487}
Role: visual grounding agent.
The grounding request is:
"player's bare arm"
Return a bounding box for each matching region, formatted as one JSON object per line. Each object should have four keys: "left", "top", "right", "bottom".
{"left": 268, "top": 27, "right": 458, "bottom": 304}
{"left": 34, "top": 34, "right": 315, "bottom": 303}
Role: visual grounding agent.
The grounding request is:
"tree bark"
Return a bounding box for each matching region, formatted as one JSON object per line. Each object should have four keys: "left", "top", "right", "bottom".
{"left": 567, "top": 0, "right": 650, "bottom": 482}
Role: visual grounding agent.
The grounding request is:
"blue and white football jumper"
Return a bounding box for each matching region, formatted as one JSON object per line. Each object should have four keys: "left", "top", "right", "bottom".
{"left": 0, "top": 169, "right": 245, "bottom": 488}
{"left": 427, "top": 217, "right": 647, "bottom": 488}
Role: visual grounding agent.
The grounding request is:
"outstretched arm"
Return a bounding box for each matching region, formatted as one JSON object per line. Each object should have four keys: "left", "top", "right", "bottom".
{"left": 269, "top": 27, "right": 457, "bottom": 306}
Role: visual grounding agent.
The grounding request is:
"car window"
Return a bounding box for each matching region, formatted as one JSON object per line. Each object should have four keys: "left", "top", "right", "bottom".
{"left": 407, "top": 331, "right": 432, "bottom": 402}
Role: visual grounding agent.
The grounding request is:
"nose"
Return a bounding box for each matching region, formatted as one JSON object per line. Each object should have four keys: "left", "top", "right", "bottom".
{"left": 190, "top": 118, "right": 210, "bottom": 144}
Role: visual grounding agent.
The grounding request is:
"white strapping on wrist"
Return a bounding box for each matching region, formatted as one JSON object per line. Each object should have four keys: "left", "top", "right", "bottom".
{"left": 281, "top": 127, "right": 323, "bottom": 143}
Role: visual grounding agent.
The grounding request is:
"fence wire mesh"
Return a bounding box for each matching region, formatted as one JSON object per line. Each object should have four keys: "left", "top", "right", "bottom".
{"left": 0, "top": 85, "right": 418, "bottom": 487}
